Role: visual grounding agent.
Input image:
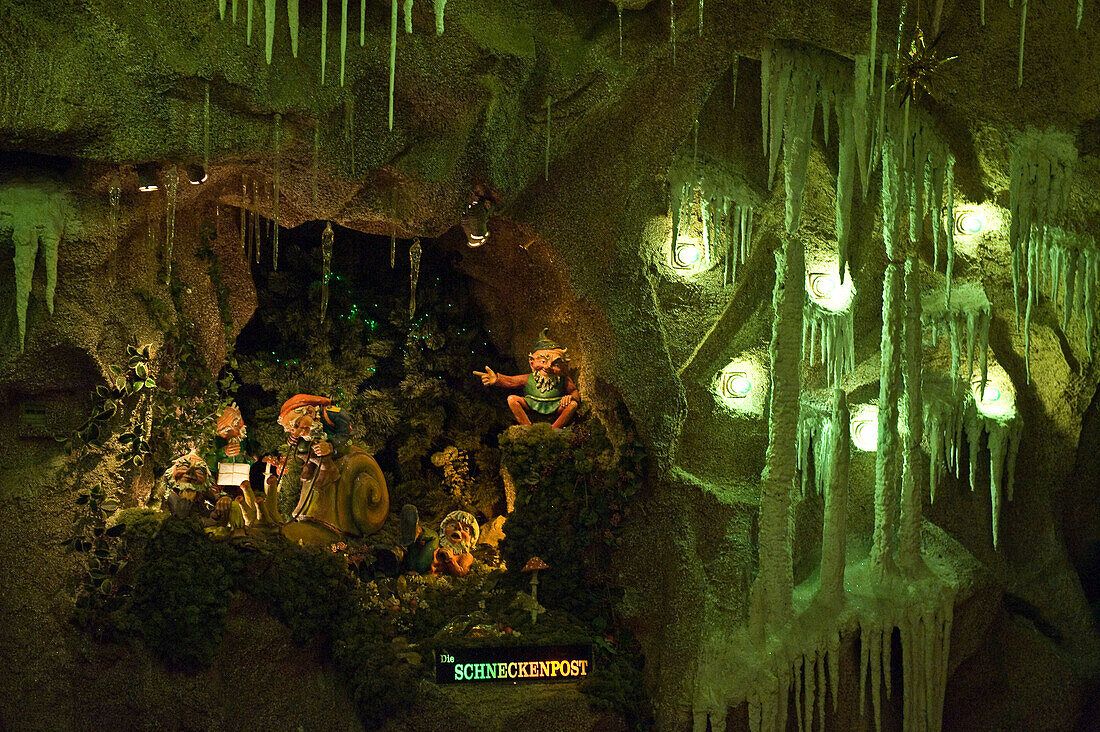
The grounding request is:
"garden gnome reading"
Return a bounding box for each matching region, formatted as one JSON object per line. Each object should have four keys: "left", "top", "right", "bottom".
{"left": 474, "top": 329, "right": 579, "bottom": 429}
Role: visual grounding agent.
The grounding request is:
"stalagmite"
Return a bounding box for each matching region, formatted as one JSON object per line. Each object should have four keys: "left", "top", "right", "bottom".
{"left": 404, "top": 0, "right": 414, "bottom": 33}
{"left": 288, "top": 0, "right": 299, "bottom": 57}
{"left": 164, "top": 165, "right": 179, "bottom": 283}
{"left": 872, "top": 135, "right": 904, "bottom": 575}
{"left": 820, "top": 390, "right": 849, "bottom": 606}
{"left": 433, "top": 0, "right": 445, "bottom": 34}
{"left": 265, "top": 0, "right": 275, "bottom": 63}
{"left": 321, "top": 0, "right": 328, "bottom": 84}
{"left": 272, "top": 114, "right": 281, "bottom": 270}
{"left": 409, "top": 237, "right": 421, "bottom": 317}
{"left": 389, "top": 0, "right": 397, "bottom": 129}
{"left": 340, "top": 0, "right": 348, "bottom": 86}
{"left": 750, "top": 234, "right": 804, "bottom": 636}
{"left": 321, "top": 222, "right": 334, "bottom": 321}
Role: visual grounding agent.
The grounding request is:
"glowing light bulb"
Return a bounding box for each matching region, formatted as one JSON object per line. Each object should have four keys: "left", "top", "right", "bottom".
{"left": 850, "top": 405, "right": 879, "bottom": 452}
{"left": 955, "top": 210, "right": 986, "bottom": 236}
{"left": 721, "top": 372, "right": 752, "bottom": 398}
{"left": 977, "top": 385, "right": 1001, "bottom": 403}
{"left": 675, "top": 241, "right": 702, "bottom": 267}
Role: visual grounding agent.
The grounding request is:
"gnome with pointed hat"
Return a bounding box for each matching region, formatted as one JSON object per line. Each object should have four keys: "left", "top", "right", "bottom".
{"left": 474, "top": 329, "right": 579, "bottom": 429}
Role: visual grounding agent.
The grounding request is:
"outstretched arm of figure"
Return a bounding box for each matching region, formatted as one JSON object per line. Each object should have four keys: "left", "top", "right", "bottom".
{"left": 472, "top": 366, "right": 528, "bottom": 389}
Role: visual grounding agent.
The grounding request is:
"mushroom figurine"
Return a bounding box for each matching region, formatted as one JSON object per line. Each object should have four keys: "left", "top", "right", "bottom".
{"left": 521, "top": 556, "right": 549, "bottom": 623}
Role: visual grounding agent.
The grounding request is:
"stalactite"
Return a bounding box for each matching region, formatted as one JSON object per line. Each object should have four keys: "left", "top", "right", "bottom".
{"left": 163, "top": 165, "right": 179, "bottom": 283}
{"left": 321, "top": 0, "right": 328, "bottom": 84}
{"left": 750, "top": 234, "right": 804, "bottom": 636}
{"left": 1017, "top": 0, "right": 1028, "bottom": 87}
{"left": 617, "top": 2, "right": 623, "bottom": 56}
{"left": 232, "top": 0, "right": 238, "bottom": 23}
{"left": 389, "top": 0, "right": 397, "bottom": 130}
{"left": 288, "top": 0, "right": 299, "bottom": 57}
{"left": 404, "top": 0, "right": 414, "bottom": 33}
{"left": 340, "top": 0, "right": 348, "bottom": 86}
{"left": 796, "top": 393, "right": 831, "bottom": 498}
{"left": 433, "top": 0, "right": 445, "bottom": 34}
{"left": 321, "top": 222, "right": 334, "bottom": 321}
{"left": 670, "top": 0, "right": 676, "bottom": 66}
{"left": 203, "top": 82, "right": 211, "bottom": 169}
{"left": 361, "top": 0, "right": 366, "bottom": 44}
{"left": 390, "top": 230, "right": 396, "bottom": 268}
{"left": 272, "top": 114, "right": 281, "bottom": 271}
{"left": 922, "top": 281, "right": 991, "bottom": 387}
{"left": 698, "top": 0, "right": 703, "bottom": 35}
{"left": 108, "top": 174, "right": 121, "bottom": 246}
{"left": 545, "top": 97, "right": 551, "bottom": 181}
{"left": 802, "top": 300, "right": 856, "bottom": 388}
{"left": 218, "top": 0, "right": 226, "bottom": 20}
{"left": 265, "top": 0, "right": 275, "bottom": 63}
{"left": 1008, "top": 129, "right": 1077, "bottom": 379}
{"left": 409, "top": 237, "right": 421, "bottom": 318}
{"left": 240, "top": 176, "right": 247, "bottom": 257}
{"left": 312, "top": 122, "right": 320, "bottom": 205}
{"left": 252, "top": 180, "right": 261, "bottom": 263}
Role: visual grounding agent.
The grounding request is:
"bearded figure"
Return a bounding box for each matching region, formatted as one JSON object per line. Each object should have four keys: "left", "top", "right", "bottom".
{"left": 430, "top": 510, "right": 479, "bottom": 577}
{"left": 474, "top": 329, "right": 579, "bottom": 429}
{"left": 160, "top": 451, "right": 213, "bottom": 520}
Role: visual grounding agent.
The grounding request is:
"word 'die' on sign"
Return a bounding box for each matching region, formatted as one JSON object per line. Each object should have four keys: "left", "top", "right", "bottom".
{"left": 435, "top": 644, "right": 593, "bottom": 684}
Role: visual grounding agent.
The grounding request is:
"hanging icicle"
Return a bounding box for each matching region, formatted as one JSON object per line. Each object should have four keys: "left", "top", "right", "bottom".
{"left": 390, "top": 230, "right": 396, "bottom": 268}
{"left": 203, "top": 82, "right": 211, "bottom": 170}
{"left": 433, "top": 0, "right": 446, "bottom": 34}
{"left": 272, "top": 113, "right": 281, "bottom": 271}
{"left": 545, "top": 97, "right": 551, "bottom": 181}
{"left": 361, "top": 0, "right": 367, "bottom": 44}
{"left": 240, "top": 176, "right": 248, "bottom": 257}
{"left": 218, "top": 0, "right": 226, "bottom": 20}
{"left": 922, "top": 281, "right": 992, "bottom": 388}
{"left": 803, "top": 299, "right": 856, "bottom": 388}
{"left": 1008, "top": 128, "right": 1077, "bottom": 379}
{"left": 321, "top": 222, "right": 334, "bottom": 321}
{"left": 247, "top": 0, "right": 254, "bottom": 45}
{"left": 265, "top": 0, "right": 276, "bottom": 63}
{"left": 389, "top": 0, "right": 398, "bottom": 130}
{"left": 288, "top": 0, "right": 300, "bottom": 57}
{"left": 617, "top": 2, "right": 623, "bottom": 57}
{"left": 1017, "top": 0, "right": 1028, "bottom": 87}
{"left": 404, "top": 0, "right": 414, "bottom": 33}
{"left": 340, "top": 0, "right": 348, "bottom": 86}
{"left": 321, "top": 0, "right": 328, "bottom": 84}
{"left": 670, "top": 0, "right": 677, "bottom": 65}
{"left": 163, "top": 165, "right": 179, "bottom": 284}
{"left": 108, "top": 173, "right": 121, "bottom": 246}
{"left": 409, "top": 237, "right": 422, "bottom": 318}
{"left": 312, "top": 122, "right": 320, "bottom": 205}
{"left": 697, "top": 0, "right": 703, "bottom": 36}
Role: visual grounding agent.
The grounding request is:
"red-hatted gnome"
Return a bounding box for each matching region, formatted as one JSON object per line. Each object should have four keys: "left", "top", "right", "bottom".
{"left": 474, "top": 329, "right": 579, "bottom": 429}
{"left": 276, "top": 394, "right": 353, "bottom": 519}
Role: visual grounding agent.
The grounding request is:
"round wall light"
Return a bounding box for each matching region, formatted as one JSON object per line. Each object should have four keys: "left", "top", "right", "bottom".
{"left": 720, "top": 371, "right": 753, "bottom": 398}
{"left": 850, "top": 404, "right": 879, "bottom": 452}
{"left": 674, "top": 239, "right": 704, "bottom": 269}
{"left": 971, "top": 369, "right": 1017, "bottom": 419}
{"left": 186, "top": 164, "right": 208, "bottom": 185}
{"left": 955, "top": 210, "right": 985, "bottom": 236}
{"left": 805, "top": 259, "right": 855, "bottom": 312}
{"left": 136, "top": 163, "right": 160, "bottom": 192}
{"left": 714, "top": 354, "right": 769, "bottom": 417}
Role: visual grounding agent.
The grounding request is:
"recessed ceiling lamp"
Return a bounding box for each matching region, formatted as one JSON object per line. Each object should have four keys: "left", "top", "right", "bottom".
{"left": 850, "top": 404, "right": 879, "bottom": 452}
{"left": 806, "top": 261, "right": 855, "bottom": 312}
{"left": 136, "top": 163, "right": 159, "bottom": 192}
{"left": 186, "top": 164, "right": 208, "bottom": 185}
{"left": 461, "top": 197, "right": 491, "bottom": 247}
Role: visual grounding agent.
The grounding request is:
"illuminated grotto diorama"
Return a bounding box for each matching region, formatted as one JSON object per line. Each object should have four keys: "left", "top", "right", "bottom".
{"left": 2, "top": 1, "right": 1100, "bottom": 731}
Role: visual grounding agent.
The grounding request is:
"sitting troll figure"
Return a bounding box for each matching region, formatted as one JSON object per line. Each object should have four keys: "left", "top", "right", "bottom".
{"left": 474, "top": 329, "right": 579, "bottom": 429}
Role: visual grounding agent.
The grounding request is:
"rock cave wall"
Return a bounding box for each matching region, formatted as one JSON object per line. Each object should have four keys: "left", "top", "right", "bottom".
{"left": 1, "top": 1, "right": 1100, "bottom": 730}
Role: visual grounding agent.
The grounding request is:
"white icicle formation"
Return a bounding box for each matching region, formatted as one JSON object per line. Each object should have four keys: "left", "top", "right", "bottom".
{"left": 0, "top": 184, "right": 74, "bottom": 351}
{"left": 921, "top": 280, "right": 991, "bottom": 388}
{"left": 857, "top": 587, "right": 954, "bottom": 732}
{"left": 921, "top": 373, "right": 1022, "bottom": 547}
{"left": 404, "top": 0, "right": 414, "bottom": 33}
{"left": 802, "top": 298, "right": 856, "bottom": 388}
{"left": 667, "top": 155, "right": 755, "bottom": 284}
{"left": 389, "top": 0, "right": 398, "bottom": 129}
{"left": 1008, "top": 128, "right": 1077, "bottom": 377}
{"left": 881, "top": 103, "right": 957, "bottom": 292}
{"left": 760, "top": 42, "right": 879, "bottom": 277}
{"left": 747, "top": 634, "right": 842, "bottom": 732}
{"left": 340, "top": 0, "right": 349, "bottom": 86}
{"left": 288, "top": 0, "right": 299, "bottom": 57}
{"left": 321, "top": 0, "right": 329, "bottom": 84}
{"left": 265, "top": 0, "right": 276, "bottom": 63}
{"left": 1025, "top": 228, "right": 1100, "bottom": 355}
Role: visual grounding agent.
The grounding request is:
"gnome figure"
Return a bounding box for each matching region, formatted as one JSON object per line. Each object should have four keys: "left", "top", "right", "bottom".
{"left": 474, "top": 329, "right": 579, "bottom": 429}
